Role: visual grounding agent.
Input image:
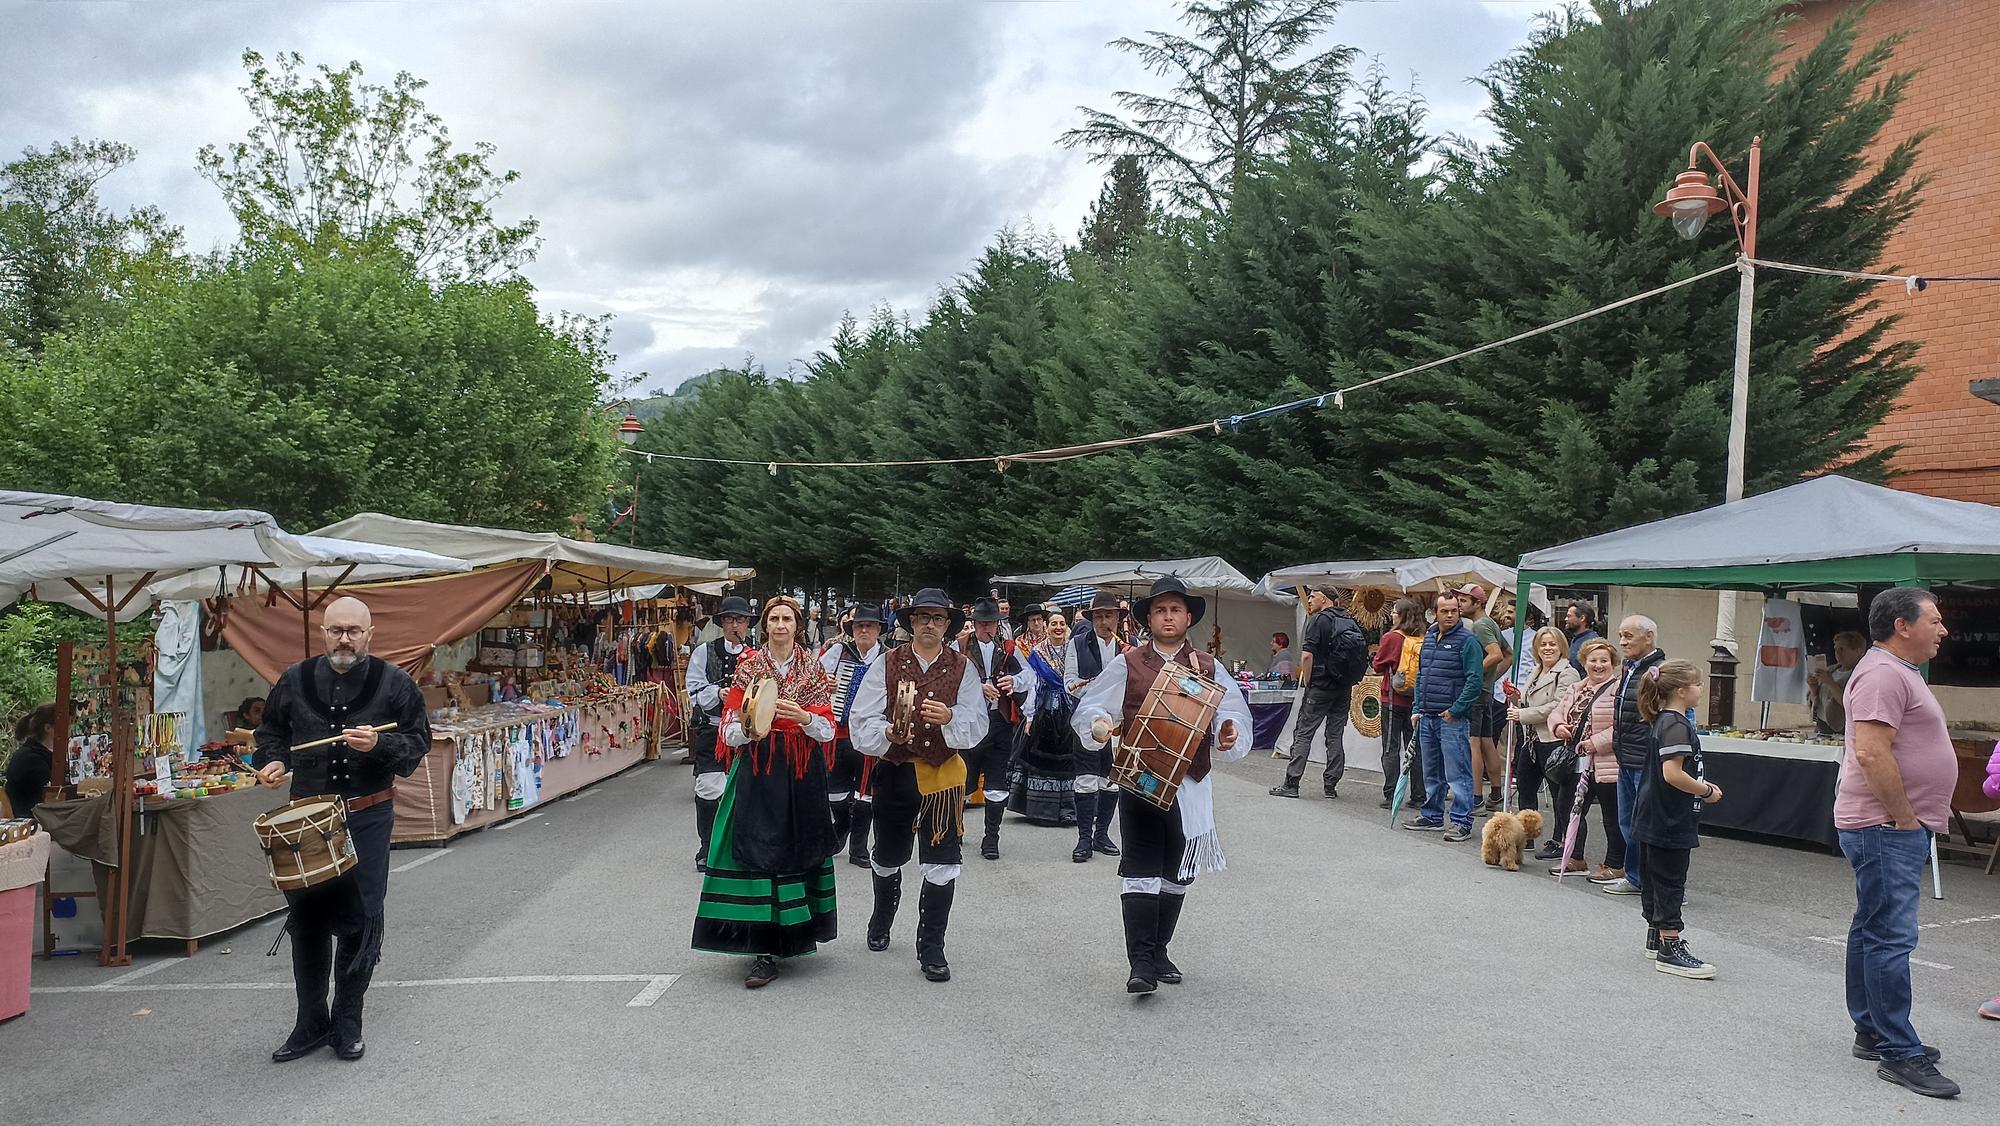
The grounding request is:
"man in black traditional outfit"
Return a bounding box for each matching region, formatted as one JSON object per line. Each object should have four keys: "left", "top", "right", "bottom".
{"left": 956, "top": 596, "right": 1027, "bottom": 860}
{"left": 685, "top": 595, "right": 753, "bottom": 871}
{"left": 253, "top": 595, "right": 432, "bottom": 1062}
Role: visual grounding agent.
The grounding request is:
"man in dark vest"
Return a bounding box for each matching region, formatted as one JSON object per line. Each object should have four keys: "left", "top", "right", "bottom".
{"left": 850, "top": 588, "right": 989, "bottom": 982}
{"left": 1065, "top": 590, "right": 1127, "bottom": 862}
{"left": 685, "top": 595, "right": 752, "bottom": 872}
{"left": 253, "top": 595, "right": 432, "bottom": 1062}
{"left": 819, "top": 602, "right": 888, "bottom": 867}
{"left": 1073, "top": 578, "right": 1252, "bottom": 996}
{"left": 957, "top": 596, "right": 1028, "bottom": 860}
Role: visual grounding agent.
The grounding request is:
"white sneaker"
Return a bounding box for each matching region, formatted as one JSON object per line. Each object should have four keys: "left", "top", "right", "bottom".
{"left": 1601, "top": 878, "right": 1641, "bottom": 895}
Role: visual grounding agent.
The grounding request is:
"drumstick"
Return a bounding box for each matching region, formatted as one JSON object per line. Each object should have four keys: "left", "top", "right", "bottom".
{"left": 289, "top": 723, "right": 398, "bottom": 752}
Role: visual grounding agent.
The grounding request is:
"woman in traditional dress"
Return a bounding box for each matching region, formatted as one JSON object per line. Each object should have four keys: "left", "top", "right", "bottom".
{"left": 691, "top": 596, "right": 841, "bottom": 988}
{"left": 1010, "top": 604, "right": 1079, "bottom": 826}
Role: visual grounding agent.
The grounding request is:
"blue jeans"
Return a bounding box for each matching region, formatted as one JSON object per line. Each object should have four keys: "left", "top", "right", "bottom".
{"left": 1616, "top": 766, "right": 1644, "bottom": 888}
{"left": 1417, "top": 714, "right": 1475, "bottom": 830}
{"left": 1840, "top": 825, "right": 1931, "bottom": 1061}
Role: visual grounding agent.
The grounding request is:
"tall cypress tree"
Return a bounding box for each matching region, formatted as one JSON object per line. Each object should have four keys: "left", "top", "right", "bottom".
{"left": 1343, "top": 0, "right": 1922, "bottom": 557}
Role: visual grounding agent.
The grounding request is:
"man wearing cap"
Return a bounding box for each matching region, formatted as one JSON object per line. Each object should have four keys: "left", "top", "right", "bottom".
{"left": 1073, "top": 578, "right": 1252, "bottom": 995}
{"left": 957, "top": 596, "right": 1030, "bottom": 860}
{"left": 821, "top": 603, "right": 888, "bottom": 867}
{"left": 1067, "top": 591, "right": 1128, "bottom": 862}
{"left": 1458, "top": 583, "right": 1513, "bottom": 812}
{"left": 1269, "top": 587, "right": 1364, "bottom": 800}
{"left": 685, "top": 595, "right": 753, "bottom": 872}
{"left": 850, "top": 588, "right": 989, "bottom": 982}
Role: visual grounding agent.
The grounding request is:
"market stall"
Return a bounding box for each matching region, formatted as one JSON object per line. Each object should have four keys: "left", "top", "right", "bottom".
{"left": 168, "top": 514, "right": 740, "bottom": 843}
{"left": 1516, "top": 474, "right": 2000, "bottom": 850}
{"left": 0, "top": 490, "right": 470, "bottom": 965}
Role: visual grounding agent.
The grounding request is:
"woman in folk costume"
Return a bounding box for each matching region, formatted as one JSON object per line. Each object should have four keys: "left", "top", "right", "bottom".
{"left": 691, "top": 596, "right": 841, "bottom": 988}
{"left": 1073, "top": 577, "right": 1251, "bottom": 996}
{"left": 1011, "top": 604, "right": 1079, "bottom": 825}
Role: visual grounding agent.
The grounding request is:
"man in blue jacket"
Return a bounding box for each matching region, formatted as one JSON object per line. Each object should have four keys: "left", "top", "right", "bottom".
{"left": 1402, "top": 592, "right": 1486, "bottom": 842}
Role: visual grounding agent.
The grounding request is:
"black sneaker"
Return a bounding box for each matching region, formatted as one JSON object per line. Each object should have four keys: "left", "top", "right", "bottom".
{"left": 1853, "top": 1030, "right": 1942, "bottom": 1063}
{"left": 1268, "top": 784, "right": 1300, "bottom": 798}
{"left": 1377, "top": 797, "right": 1392, "bottom": 809}
{"left": 1322, "top": 786, "right": 1338, "bottom": 799}
{"left": 1645, "top": 927, "right": 1659, "bottom": 961}
{"left": 1876, "top": 1057, "right": 1960, "bottom": 1099}
{"left": 1442, "top": 824, "right": 1471, "bottom": 843}
{"left": 1533, "top": 840, "right": 1562, "bottom": 861}
{"left": 1402, "top": 817, "right": 1445, "bottom": 832}
{"left": 744, "top": 956, "right": 780, "bottom": 989}
{"left": 1653, "top": 937, "right": 1715, "bottom": 979}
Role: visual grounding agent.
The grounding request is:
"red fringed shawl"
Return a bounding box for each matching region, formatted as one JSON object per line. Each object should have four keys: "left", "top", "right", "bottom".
{"left": 719, "top": 647, "right": 837, "bottom": 778}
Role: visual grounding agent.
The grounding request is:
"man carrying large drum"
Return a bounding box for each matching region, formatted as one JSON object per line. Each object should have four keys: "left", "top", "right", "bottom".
{"left": 252, "top": 596, "right": 432, "bottom": 1063}
{"left": 1072, "top": 577, "right": 1251, "bottom": 996}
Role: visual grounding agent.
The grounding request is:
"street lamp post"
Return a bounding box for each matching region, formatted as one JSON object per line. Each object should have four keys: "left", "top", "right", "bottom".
{"left": 1655, "top": 135, "right": 1760, "bottom": 725}
{"left": 606, "top": 403, "right": 646, "bottom": 545}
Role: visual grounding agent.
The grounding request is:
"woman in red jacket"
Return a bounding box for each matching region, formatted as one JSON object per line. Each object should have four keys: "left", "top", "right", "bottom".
{"left": 1374, "top": 599, "right": 1426, "bottom": 808}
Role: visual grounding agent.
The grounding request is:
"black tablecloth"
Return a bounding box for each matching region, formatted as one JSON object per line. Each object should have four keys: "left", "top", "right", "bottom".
{"left": 1698, "top": 750, "right": 1840, "bottom": 850}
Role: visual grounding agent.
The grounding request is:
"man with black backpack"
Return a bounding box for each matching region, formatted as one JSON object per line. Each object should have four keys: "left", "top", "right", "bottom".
{"left": 1270, "top": 587, "right": 1367, "bottom": 800}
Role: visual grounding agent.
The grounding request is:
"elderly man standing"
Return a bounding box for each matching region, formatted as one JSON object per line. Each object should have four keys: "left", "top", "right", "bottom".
{"left": 253, "top": 596, "right": 432, "bottom": 1063}
{"left": 1838, "top": 589, "right": 1958, "bottom": 1099}
{"left": 1598, "top": 616, "right": 1666, "bottom": 896}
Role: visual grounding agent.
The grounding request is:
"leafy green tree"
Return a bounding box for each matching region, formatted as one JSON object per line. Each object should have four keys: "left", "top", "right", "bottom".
{"left": 198, "top": 50, "right": 539, "bottom": 282}
{"left": 1079, "top": 156, "right": 1154, "bottom": 264}
{"left": 2, "top": 249, "right": 616, "bottom": 530}
{"left": 1344, "top": 0, "right": 1922, "bottom": 556}
{"left": 0, "top": 139, "right": 181, "bottom": 353}
{"left": 1062, "top": 0, "right": 1355, "bottom": 212}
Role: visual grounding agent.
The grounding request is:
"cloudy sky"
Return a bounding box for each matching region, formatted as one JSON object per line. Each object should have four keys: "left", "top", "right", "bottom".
{"left": 2, "top": 0, "right": 1548, "bottom": 393}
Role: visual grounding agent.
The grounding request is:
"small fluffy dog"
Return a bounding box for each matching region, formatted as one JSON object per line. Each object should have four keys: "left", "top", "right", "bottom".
{"left": 1481, "top": 809, "right": 1544, "bottom": 871}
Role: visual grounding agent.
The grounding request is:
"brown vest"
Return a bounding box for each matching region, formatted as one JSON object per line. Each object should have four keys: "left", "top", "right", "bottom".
{"left": 883, "top": 645, "right": 969, "bottom": 767}
{"left": 1123, "top": 643, "right": 1219, "bottom": 782}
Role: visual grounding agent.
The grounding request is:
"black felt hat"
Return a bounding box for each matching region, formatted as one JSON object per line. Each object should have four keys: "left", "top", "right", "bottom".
{"left": 1130, "top": 576, "right": 1206, "bottom": 626}
{"left": 894, "top": 588, "right": 967, "bottom": 637}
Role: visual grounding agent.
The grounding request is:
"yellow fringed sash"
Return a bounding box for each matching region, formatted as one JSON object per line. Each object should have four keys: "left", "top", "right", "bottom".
{"left": 914, "top": 754, "right": 967, "bottom": 846}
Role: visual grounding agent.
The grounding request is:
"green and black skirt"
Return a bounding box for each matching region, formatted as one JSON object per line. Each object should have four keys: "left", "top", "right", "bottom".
{"left": 692, "top": 740, "right": 839, "bottom": 958}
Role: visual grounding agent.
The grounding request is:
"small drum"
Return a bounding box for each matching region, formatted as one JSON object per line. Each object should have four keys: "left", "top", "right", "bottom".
{"left": 1112, "top": 664, "right": 1226, "bottom": 810}
{"left": 253, "top": 796, "right": 357, "bottom": 892}
{"left": 889, "top": 680, "right": 919, "bottom": 744}
{"left": 742, "top": 677, "right": 779, "bottom": 740}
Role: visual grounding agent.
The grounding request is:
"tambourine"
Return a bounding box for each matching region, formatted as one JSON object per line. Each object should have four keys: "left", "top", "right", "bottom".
{"left": 889, "top": 680, "right": 919, "bottom": 744}
{"left": 742, "top": 677, "right": 779, "bottom": 740}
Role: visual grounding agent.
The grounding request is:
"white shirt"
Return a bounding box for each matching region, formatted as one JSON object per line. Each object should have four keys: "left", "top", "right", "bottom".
{"left": 721, "top": 651, "right": 836, "bottom": 747}
{"left": 1071, "top": 642, "right": 1253, "bottom": 762}
{"left": 685, "top": 637, "right": 745, "bottom": 714}
{"left": 850, "top": 647, "right": 989, "bottom": 758}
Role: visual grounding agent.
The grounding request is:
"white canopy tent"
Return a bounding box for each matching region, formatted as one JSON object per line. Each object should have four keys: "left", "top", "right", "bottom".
{"left": 1260, "top": 556, "right": 1519, "bottom": 596}
{"left": 309, "top": 512, "right": 739, "bottom": 593}
{"left": 992, "top": 557, "right": 1298, "bottom": 670}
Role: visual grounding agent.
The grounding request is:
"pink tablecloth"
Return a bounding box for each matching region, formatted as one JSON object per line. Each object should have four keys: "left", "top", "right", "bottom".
{"left": 0, "top": 833, "right": 53, "bottom": 1021}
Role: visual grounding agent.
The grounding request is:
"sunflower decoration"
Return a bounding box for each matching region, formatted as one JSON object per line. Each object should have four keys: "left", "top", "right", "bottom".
{"left": 1346, "top": 586, "right": 1391, "bottom": 635}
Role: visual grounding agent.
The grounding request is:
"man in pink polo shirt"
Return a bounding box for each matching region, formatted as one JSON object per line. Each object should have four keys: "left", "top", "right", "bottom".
{"left": 1835, "top": 587, "right": 1956, "bottom": 1099}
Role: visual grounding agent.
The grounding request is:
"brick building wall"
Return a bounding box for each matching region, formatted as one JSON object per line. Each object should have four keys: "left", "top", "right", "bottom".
{"left": 1784, "top": 0, "right": 2000, "bottom": 503}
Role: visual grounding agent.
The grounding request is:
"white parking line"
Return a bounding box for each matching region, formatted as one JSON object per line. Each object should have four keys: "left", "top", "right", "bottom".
{"left": 96, "top": 958, "right": 184, "bottom": 989}
{"left": 35, "top": 973, "right": 678, "bottom": 999}
{"left": 391, "top": 849, "right": 453, "bottom": 873}
{"left": 491, "top": 812, "right": 545, "bottom": 831}
{"left": 1806, "top": 935, "right": 1954, "bottom": 971}
{"left": 628, "top": 763, "right": 657, "bottom": 777}
{"left": 1920, "top": 912, "right": 2000, "bottom": 932}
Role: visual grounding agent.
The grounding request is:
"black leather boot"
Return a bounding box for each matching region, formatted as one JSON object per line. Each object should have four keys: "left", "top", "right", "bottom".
{"left": 915, "top": 879, "right": 955, "bottom": 982}
{"left": 272, "top": 926, "right": 332, "bottom": 1063}
{"left": 1154, "top": 891, "right": 1186, "bottom": 984}
{"left": 694, "top": 796, "right": 719, "bottom": 872}
{"left": 980, "top": 798, "right": 1004, "bottom": 860}
{"left": 847, "top": 801, "right": 874, "bottom": 867}
{"left": 831, "top": 795, "right": 853, "bottom": 853}
{"left": 1072, "top": 790, "right": 1096, "bottom": 863}
{"left": 329, "top": 934, "right": 372, "bottom": 1061}
{"left": 1121, "top": 892, "right": 1159, "bottom": 994}
{"left": 1092, "top": 790, "right": 1121, "bottom": 856}
{"left": 866, "top": 869, "right": 901, "bottom": 952}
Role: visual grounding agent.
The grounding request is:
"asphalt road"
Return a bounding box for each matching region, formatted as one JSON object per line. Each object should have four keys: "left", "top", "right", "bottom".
{"left": 10, "top": 751, "right": 2000, "bottom": 1125}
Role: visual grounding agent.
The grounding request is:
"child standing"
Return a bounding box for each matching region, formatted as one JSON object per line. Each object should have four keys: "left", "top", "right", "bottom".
{"left": 1634, "top": 660, "right": 1722, "bottom": 979}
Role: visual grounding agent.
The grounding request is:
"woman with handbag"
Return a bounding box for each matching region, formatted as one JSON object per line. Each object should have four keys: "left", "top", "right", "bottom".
{"left": 1373, "top": 599, "right": 1426, "bottom": 809}
{"left": 1548, "top": 638, "right": 1623, "bottom": 875}
{"left": 1509, "top": 626, "right": 1579, "bottom": 840}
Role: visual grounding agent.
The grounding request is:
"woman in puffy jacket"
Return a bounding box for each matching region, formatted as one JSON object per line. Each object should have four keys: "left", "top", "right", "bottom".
{"left": 1511, "top": 626, "right": 1579, "bottom": 855}
{"left": 1549, "top": 638, "right": 1622, "bottom": 878}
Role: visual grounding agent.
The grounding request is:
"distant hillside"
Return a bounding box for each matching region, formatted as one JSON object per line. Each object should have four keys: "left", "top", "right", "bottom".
{"left": 630, "top": 369, "right": 729, "bottom": 421}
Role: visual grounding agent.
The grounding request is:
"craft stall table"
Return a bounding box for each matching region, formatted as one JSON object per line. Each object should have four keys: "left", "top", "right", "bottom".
{"left": 393, "top": 683, "right": 663, "bottom": 845}
{"left": 32, "top": 785, "right": 290, "bottom": 956}
{"left": 1, "top": 831, "right": 52, "bottom": 1020}
{"left": 1695, "top": 733, "right": 1843, "bottom": 850}
{"left": 1246, "top": 686, "right": 1298, "bottom": 752}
